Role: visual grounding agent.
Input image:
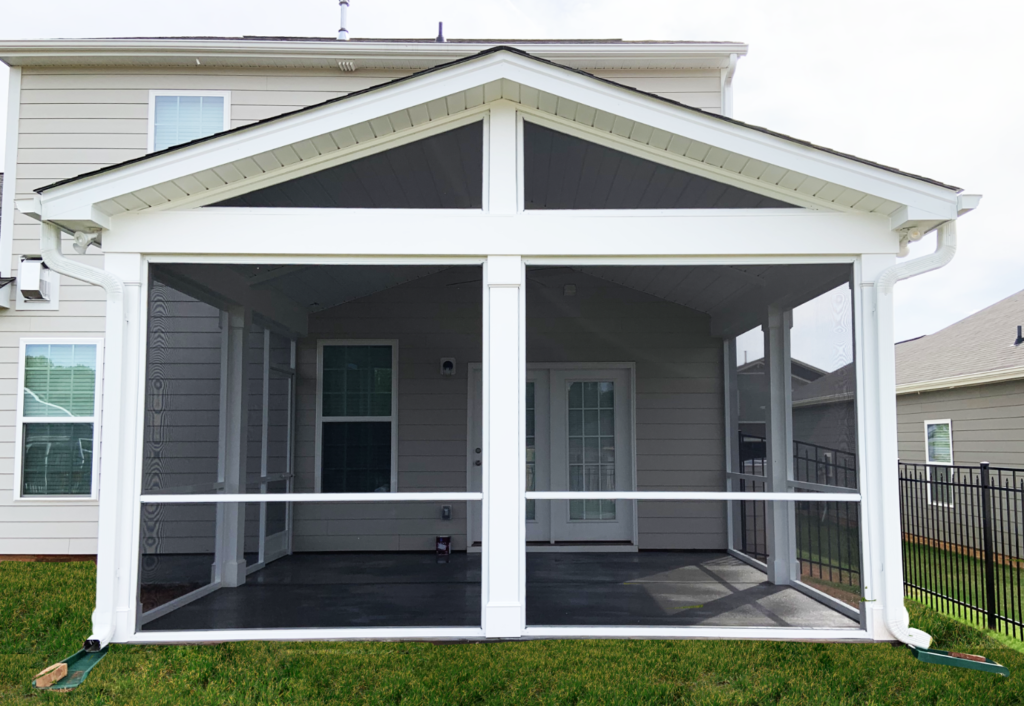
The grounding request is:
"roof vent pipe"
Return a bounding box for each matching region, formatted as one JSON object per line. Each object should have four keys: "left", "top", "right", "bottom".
{"left": 337, "top": 0, "right": 350, "bottom": 41}
{"left": 1015, "top": 325, "right": 1023, "bottom": 347}
{"left": 436, "top": 21, "right": 445, "bottom": 43}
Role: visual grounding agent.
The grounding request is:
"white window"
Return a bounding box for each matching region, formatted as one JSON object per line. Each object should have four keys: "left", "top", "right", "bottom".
{"left": 925, "top": 419, "right": 953, "bottom": 506}
{"left": 315, "top": 341, "right": 398, "bottom": 493}
{"left": 148, "top": 90, "right": 231, "bottom": 153}
{"left": 15, "top": 339, "right": 103, "bottom": 499}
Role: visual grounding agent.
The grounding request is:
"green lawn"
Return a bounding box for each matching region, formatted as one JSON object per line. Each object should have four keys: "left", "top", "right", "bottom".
{"left": 904, "top": 539, "right": 1024, "bottom": 639}
{"left": 3, "top": 561, "right": 1024, "bottom": 705}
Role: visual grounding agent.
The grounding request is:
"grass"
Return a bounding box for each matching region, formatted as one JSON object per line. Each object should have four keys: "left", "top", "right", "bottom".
{"left": 904, "top": 539, "right": 1024, "bottom": 640}
{"left": 4, "top": 561, "right": 1024, "bottom": 705}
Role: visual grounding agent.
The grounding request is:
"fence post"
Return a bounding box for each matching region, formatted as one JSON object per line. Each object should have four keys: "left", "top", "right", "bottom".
{"left": 980, "top": 461, "right": 998, "bottom": 630}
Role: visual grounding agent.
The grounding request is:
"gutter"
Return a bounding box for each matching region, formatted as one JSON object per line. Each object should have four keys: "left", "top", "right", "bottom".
{"left": 873, "top": 219, "right": 961, "bottom": 649}
{"left": 39, "top": 222, "right": 125, "bottom": 650}
{"left": 896, "top": 365, "right": 1024, "bottom": 395}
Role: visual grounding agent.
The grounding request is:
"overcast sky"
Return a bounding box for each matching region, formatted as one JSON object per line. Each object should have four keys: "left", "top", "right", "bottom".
{"left": 1, "top": 0, "right": 1020, "bottom": 360}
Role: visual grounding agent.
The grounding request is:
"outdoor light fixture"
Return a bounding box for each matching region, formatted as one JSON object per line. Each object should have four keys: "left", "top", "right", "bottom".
{"left": 440, "top": 358, "right": 456, "bottom": 376}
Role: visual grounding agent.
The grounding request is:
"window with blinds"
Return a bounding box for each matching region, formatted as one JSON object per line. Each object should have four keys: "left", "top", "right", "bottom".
{"left": 17, "top": 341, "right": 101, "bottom": 497}
{"left": 150, "top": 92, "right": 229, "bottom": 152}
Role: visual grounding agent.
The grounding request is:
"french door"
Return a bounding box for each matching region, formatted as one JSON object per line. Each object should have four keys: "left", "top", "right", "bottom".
{"left": 468, "top": 365, "right": 634, "bottom": 546}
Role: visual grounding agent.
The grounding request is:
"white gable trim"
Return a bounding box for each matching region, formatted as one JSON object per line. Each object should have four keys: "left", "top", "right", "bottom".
{"left": 33, "top": 49, "right": 960, "bottom": 230}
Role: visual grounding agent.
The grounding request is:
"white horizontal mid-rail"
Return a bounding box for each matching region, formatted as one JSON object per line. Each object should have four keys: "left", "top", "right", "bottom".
{"left": 140, "top": 492, "right": 484, "bottom": 504}
{"left": 525, "top": 491, "right": 861, "bottom": 502}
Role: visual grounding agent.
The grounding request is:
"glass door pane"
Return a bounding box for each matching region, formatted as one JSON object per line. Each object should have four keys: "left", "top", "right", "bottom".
{"left": 568, "top": 381, "right": 616, "bottom": 520}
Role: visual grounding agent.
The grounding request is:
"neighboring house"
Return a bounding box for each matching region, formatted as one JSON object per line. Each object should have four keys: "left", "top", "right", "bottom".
{"left": 896, "top": 288, "right": 1024, "bottom": 470}
{"left": 0, "top": 31, "right": 978, "bottom": 648}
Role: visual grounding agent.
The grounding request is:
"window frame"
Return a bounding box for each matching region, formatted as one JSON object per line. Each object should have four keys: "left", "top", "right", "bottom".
{"left": 314, "top": 339, "right": 399, "bottom": 493}
{"left": 924, "top": 418, "right": 953, "bottom": 507}
{"left": 14, "top": 337, "right": 104, "bottom": 502}
{"left": 147, "top": 90, "right": 232, "bottom": 154}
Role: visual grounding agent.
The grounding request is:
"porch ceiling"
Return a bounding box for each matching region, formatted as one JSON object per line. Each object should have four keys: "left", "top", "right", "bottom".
{"left": 25, "top": 47, "right": 968, "bottom": 236}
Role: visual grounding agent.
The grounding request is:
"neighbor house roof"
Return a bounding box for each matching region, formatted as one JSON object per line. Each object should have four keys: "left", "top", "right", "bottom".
{"left": 896, "top": 288, "right": 1024, "bottom": 393}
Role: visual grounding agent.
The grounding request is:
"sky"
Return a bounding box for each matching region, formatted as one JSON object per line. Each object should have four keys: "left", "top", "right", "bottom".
{"left": 1, "top": 0, "right": 1021, "bottom": 364}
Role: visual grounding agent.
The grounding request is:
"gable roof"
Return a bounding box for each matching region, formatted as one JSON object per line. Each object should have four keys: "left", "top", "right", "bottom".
{"left": 897, "top": 288, "right": 1024, "bottom": 393}
{"left": 35, "top": 46, "right": 960, "bottom": 196}
{"left": 22, "top": 46, "right": 968, "bottom": 235}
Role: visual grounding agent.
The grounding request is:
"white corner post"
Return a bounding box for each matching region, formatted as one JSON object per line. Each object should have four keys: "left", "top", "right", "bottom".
{"left": 215, "top": 306, "right": 251, "bottom": 588}
{"left": 859, "top": 254, "right": 899, "bottom": 640}
{"left": 763, "top": 306, "right": 799, "bottom": 585}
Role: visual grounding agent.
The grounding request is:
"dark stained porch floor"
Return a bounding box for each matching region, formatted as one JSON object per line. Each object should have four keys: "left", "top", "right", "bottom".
{"left": 141, "top": 551, "right": 859, "bottom": 631}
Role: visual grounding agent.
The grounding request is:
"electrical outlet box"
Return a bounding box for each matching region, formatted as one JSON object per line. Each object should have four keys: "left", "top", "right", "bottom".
{"left": 441, "top": 505, "right": 452, "bottom": 520}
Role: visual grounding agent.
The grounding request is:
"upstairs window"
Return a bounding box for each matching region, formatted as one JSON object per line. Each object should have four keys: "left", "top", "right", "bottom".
{"left": 16, "top": 340, "right": 102, "bottom": 498}
{"left": 149, "top": 91, "right": 231, "bottom": 152}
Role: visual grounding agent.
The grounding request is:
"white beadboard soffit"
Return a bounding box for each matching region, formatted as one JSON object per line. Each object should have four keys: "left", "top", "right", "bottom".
{"left": 30, "top": 49, "right": 962, "bottom": 233}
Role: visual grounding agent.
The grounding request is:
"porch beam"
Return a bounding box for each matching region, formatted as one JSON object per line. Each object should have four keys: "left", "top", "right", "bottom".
{"left": 103, "top": 210, "right": 897, "bottom": 257}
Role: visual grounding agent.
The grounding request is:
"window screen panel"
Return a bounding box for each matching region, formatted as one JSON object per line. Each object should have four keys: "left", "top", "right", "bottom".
{"left": 524, "top": 121, "right": 800, "bottom": 210}
{"left": 153, "top": 95, "right": 225, "bottom": 151}
{"left": 321, "top": 421, "right": 392, "bottom": 493}
{"left": 23, "top": 343, "right": 96, "bottom": 418}
{"left": 207, "top": 121, "right": 483, "bottom": 209}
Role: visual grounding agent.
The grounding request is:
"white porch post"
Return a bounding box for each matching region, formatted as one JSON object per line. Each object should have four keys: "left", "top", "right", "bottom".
{"left": 215, "top": 306, "right": 251, "bottom": 587}
{"left": 763, "top": 306, "right": 798, "bottom": 585}
{"left": 482, "top": 255, "right": 524, "bottom": 637}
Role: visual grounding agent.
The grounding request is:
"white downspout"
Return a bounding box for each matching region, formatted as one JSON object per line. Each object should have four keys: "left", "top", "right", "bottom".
{"left": 874, "top": 220, "right": 956, "bottom": 648}
{"left": 40, "top": 222, "right": 125, "bottom": 650}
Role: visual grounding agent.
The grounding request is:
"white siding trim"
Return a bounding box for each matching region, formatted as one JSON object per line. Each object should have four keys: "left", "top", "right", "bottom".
{"left": 0, "top": 66, "right": 20, "bottom": 283}
{"left": 13, "top": 337, "right": 104, "bottom": 503}
{"left": 314, "top": 339, "right": 399, "bottom": 493}
{"left": 147, "top": 90, "right": 231, "bottom": 154}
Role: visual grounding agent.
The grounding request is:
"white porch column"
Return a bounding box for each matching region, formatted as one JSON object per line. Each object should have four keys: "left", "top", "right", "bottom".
{"left": 763, "top": 306, "right": 798, "bottom": 585}
{"left": 215, "top": 306, "right": 251, "bottom": 588}
{"left": 482, "top": 255, "right": 524, "bottom": 637}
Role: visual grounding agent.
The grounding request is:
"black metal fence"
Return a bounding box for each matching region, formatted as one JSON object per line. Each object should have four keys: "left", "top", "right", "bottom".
{"left": 899, "top": 462, "right": 1024, "bottom": 640}
{"left": 735, "top": 434, "right": 861, "bottom": 601}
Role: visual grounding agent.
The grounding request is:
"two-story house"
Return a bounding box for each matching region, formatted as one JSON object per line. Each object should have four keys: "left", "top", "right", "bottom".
{"left": 0, "top": 31, "right": 978, "bottom": 649}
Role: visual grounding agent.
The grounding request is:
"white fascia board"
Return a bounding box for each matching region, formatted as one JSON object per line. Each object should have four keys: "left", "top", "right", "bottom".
{"left": 896, "top": 365, "right": 1024, "bottom": 395}
{"left": 38, "top": 51, "right": 958, "bottom": 223}
{"left": 0, "top": 39, "right": 748, "bottom": 69}
{"left": 103, "top": 209, "right": 895, "bottom": 257}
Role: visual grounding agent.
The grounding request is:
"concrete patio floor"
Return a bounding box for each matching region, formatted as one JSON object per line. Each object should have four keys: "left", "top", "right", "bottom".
{"left": 141, "top": 551, "right": 858, "bottom": 632}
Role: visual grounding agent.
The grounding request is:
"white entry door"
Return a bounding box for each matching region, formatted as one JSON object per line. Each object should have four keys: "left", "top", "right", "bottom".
{"left": 468, "top": 365, "right": 634, "bottom": 546}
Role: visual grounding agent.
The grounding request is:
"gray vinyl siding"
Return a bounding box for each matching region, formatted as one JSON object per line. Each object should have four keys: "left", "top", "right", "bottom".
{"left": 0, "top": 62, "right": 723, "bottom": 555}
{"left": 792, "top": 400, "right": 858, "bottom": 458}
{"left": 897, "top": 379, "right": 1024, "bottom": 469}
{"left": 291, "top": 267, "right": 726, "bottom": 552}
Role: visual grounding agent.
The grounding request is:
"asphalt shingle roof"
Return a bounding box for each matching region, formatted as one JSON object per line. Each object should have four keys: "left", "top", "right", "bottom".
{"left": 896, "top": 288, "right": 1024, "bottom": 386}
